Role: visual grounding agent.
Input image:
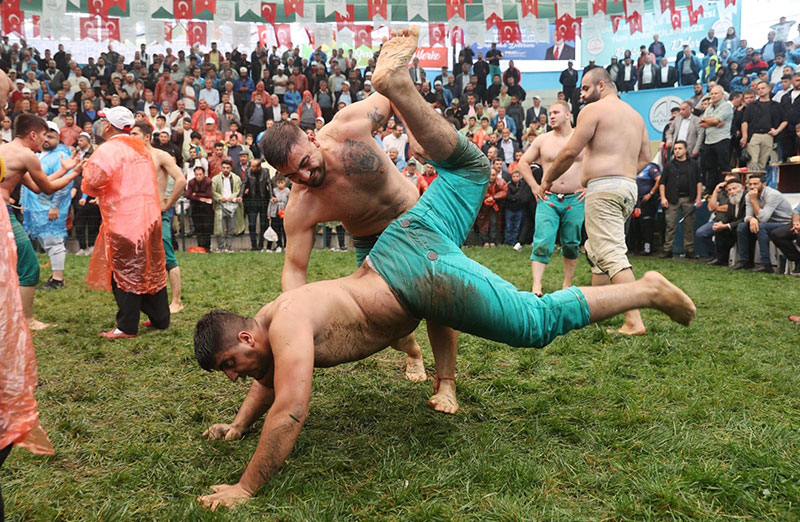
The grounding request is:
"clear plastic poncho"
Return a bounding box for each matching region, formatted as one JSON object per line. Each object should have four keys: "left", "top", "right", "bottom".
{"left": 81, "top": 135, "right": 166, "bottom": 294}
{"left": 20, "top": 144, "right": 75, "bottom": 241}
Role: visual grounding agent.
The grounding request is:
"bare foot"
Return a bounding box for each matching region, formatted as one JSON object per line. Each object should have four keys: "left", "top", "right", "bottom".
{"left": 404, "top": 355, "right": 427, "bottom": 382}
{"left": 606, "top": 324, "right": 647, "bottom": 335}
{"left": 643, "top": 270, "right": 696, "bottom": 326}
{"left": 169, "top": 302, "right": 184, "bottom": 314}
{"left": 789, "top": 315, "right": 800, "bottom": 323}
{"left": 427, "top": 380, "right": 459, "bottom": 414}
{"left": 28, "top": 318, "right": 54, "bottom": 330}
{"left": 532, "top": 285, "right": 543, "bottom": 298}
{"left": 371, "top": 26, "right": 419, "bottom": 93}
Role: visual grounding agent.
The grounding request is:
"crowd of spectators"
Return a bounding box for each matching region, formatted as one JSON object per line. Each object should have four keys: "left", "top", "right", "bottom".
{"left": 1, "top": 17, "right": 798, "bottom": 275}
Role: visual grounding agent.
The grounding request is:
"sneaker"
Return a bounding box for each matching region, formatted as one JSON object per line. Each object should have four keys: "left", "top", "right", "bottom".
{"left": 38, "top": 277, "right": 64, "bottom": 290}
{"left": 731, "top": 261, "right": 754, "bottom": 270}
{"left": 684, "top": 251, "right": 699, "bottom": 260}
{"left": 749, "top": 263, "right": 774, "bottom": 274}
{"left": 86, "top": 246, "right": 94, "bottom": 255}
{"left": 275, "top": 247, "right": 282, "bottom": 253}
{"left": 643, "top": 242, "right": 651, "bottom": 255}
{"left": 75, "top": 248, "right": 85, "bottom": 256}
{"left": 330, "top": 247, "right": 338, "bottom": 252}
{"left": 706, "top": 257, "right": 728, "bottom": 266}
{"left": 513, "top": 242, "right": 522, "bottom": 252}
{"left": 658, "top": 250, "right": 673, "bottom": 259}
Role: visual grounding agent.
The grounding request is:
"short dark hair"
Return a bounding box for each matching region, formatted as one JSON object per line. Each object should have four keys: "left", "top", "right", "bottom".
{"left": 584, "top": 67, "right": 614, "bottom": 89}
{"left": 748, "top": 173, "right": 765, "bottom": 182}
{"left": 14, "top": 113, "right": 48, "bottom": 137}
{"left": 134, "top": 121, "right": 153, "bottom": 137}
{"left": 674, "top": 140, "right": 688, "bottom": 149}
{"left": 221, "top": 158, "right": 233, "bottom": 167}
{"left": 194, "top": 309, "right": 251, "bottom": 371}
{"left": 190, "top": 131, "right": 202, "bottom": 140}
{"left": 260, "top": 120, "right": 305, "bottom": 168}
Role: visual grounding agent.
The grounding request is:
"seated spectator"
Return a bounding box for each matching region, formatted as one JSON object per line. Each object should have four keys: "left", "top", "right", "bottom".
{"left": 733, "top": 174, "right": 794, "bottom": 273}
{"left": 744, "top": 52, "right": 769, "bottom": 74}
{"left": 497, "top": 128, "right": 520, "bottom": 169}
{"left": 697, "top": 173, "right": 740, "bottom": 261}
{"left": 705, "top": 178, "right": 748, "bottom": 265}
{"left": 201, "top": 117, "right": 223, "bottom": 153}
{"left": 768, "top": 201, "right": 800, "bottom": 275}
{"left": 761, "top": 30, "right": 786, "bottom": 65}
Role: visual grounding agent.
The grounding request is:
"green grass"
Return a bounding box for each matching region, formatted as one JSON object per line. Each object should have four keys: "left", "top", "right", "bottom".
{"left": 5, "top": 246, "right": 800, "bottom": 521}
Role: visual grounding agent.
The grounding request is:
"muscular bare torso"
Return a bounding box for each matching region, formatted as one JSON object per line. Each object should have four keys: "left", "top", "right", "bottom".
{"left": 284, "top": 122, "right": 419, "bottom": 237}
{"left": 580, "top": 96, "right": 648, "bottom": 186}
{"left": 0, "top": 141, "right": 35, "bottom": 202}
{"left": 150, "top": 146, "right": 172, "bottom": 200}
{"left": 537, "top": 130, "right": 584, "bottom": 194}
{"left": 261, "top": 265, "right": 418, "bottom": 367}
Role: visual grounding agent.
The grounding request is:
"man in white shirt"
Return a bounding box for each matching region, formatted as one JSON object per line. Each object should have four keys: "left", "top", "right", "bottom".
{"left": 199, "top": 78, "right": 220, "bottom": 109}
{"left": 382, "top": 125, "right": 409, "bottom": 161}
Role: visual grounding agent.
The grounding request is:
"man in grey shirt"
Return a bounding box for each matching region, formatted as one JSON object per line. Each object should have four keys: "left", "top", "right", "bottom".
{"left": 768, "top": 201, "right": 800, "bottom": 275}
{"left": 700, "top": 85, "right": 734, "bottom": 193}
{"left": 733, "top": 173, "right": 794, "bottom": 272}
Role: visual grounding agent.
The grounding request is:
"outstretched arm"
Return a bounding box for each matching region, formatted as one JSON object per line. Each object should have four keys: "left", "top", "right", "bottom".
{"left": 330, "top": 92, "right": 394, "bottom": 136}
{"left": 22, "top": 153, "right": 82, "bottom": 195}
{"left": 543, "top": 107, "right": 597, "bottom": 191}
{"left": 281, "top": 197, "right": 316, "bottom": 291}
{"left": 203, "top": 379, "right": 275, "bottom": 441}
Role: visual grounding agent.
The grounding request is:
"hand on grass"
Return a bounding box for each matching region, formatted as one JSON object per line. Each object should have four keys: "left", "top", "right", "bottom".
{"left": 198, "top": 483, "right": 252, "bottom": 511}
{"left": 202, "top": 423, "right": 244, "bottom": 440}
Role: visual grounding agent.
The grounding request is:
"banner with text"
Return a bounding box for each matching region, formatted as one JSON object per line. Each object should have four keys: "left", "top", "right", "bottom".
{"left": 619, "top": 86, "right": 695, "bottom": 141}
{"left": 471, "top": 24, "right": 579, "bottom": 73}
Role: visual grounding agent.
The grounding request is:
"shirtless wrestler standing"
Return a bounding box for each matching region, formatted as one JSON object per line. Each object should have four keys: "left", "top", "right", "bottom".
{"left": 541, "top": 68, "right": 652, "bottom": 335}
{"left": 195, "top": 27, "right": 695, "bottom": 511}
{"left": 269, "top": 64, "right": 460, "bottom": 412}
{"left": 130, "top": 122, "right": 187, "bottom": 314}
{"left": 0, "top": 76, "right": 82, "bottom": 330}
{"left": 518, "top": 101, "right": 585, "bottom": 297}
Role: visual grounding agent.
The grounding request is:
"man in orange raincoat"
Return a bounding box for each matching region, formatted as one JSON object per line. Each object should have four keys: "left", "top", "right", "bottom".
{"left": 82, "top": 106, "right": 170, "bottom": 339}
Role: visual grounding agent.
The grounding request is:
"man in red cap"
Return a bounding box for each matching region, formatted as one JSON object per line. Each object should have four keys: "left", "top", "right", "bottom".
{"left": 82, "top": 106, "right": 170, "bottom": 338}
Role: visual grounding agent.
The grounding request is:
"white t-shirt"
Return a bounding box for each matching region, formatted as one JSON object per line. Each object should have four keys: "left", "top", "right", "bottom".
{"left": 382, "top": 133, "right": 409, "bottom": 161}
{"left": 676, "top": 117, "right": 691, "bottom": 142}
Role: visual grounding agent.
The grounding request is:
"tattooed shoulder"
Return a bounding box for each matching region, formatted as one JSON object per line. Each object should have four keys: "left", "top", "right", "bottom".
{"left": 366, "top": 106, "right": 385, "bottom": 126}
{"left": 341, "top": 139, "right": 382, "bottom": 176}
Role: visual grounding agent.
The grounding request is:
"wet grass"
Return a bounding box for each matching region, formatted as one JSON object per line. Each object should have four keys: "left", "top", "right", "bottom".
{"left": 5, "top": 246, "right": 800, "bottom": 521}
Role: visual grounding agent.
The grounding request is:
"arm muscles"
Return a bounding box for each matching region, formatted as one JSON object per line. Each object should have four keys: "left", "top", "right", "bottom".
{"left": 331, "top": 93, "right": 393, "bottom": 135}
{"left": 281, "top": 205, "right": 315, "bottom": 291}
{"left": 231, "top": 380, "right": 276, "bottom": 431}
{"left": 517, "top": 138, "right": 541, "bottom": 190}
{"left": 548, "top": 109, "right": 596, "bottom": 184}
{"left": 163, "top": 157, "right": 188, "bottom": 209}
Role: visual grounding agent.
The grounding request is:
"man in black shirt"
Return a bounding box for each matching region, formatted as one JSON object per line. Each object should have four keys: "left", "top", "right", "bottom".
{"left": 473, "top": 53, "right": 490, "bottom": 88}
{"left": 659, "top": 141, "right": 703, "bottom": 258}
{"left": 559, "top": 61, "right": 579, "bottom": 101}
{"left": 485, "top": 43, "right": 503, "bottom": 86}
{"left": 740, "top": 80, "right": 787, "bottom": 170}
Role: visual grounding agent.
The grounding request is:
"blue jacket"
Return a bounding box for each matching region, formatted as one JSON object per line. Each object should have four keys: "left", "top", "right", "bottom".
{"left": 491, "top": 114, "right": 517, "bottom": 136}
{"left": 233, "top": 77, "right": 255, "bottom": 98}
{"left": 20, "top": 145, "right": 74, "bottom": 240}
{"left": 677, "top": 54, "right": 702, "bottom": 84}
{"left": 283, "top": 90, "right": 302, "bottom": 114}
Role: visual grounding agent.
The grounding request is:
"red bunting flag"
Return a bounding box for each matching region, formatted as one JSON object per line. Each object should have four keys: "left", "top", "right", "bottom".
{"left": 261, "top": 3, "right": 276, "bottom": 23}
{"left": 429, "top": 23, "right": 446, "bottom": 46}
{"left": 305, "top": 26, "right": 314, "bottom": 46}
{"left": 497, "top": 21, "right": 522, "bottom": 44}
{"left": 195, "top": 0, "right": 215, "bottom": 16}
{"left": 354, "top": 25, "right": 372, "bottom": 47}
{"left": 627, "top": 11, "right": 642, "bottom": 34}
{"left": 173, "top": 0, "right": 193, "bottom": 19}
{"left": 686, "top": 2, "right": 703, "bottom": 25}
{"left": 520, "top": 0, "right": 538, "bottom": 17}
{"left": 724, "top": 0, "right": 735, "bottom": 6}
{"left": 105, "top": 0, "right": 127, "bottom": 13}
{"left": 257, "top": 24, "right": 270, "bottom": 45}
{"left": 31, "top": 14, "right": 40, "bottom": 37}
{"left": 284, "top": 0, "right": 302, "bottom": 18}
{"left": 335, "top": 4, "right": 355, "bottom": 32}
{"left": 485, "top": 12, "right": 502, "bottom": 29}
{"left": 0, "top": 0, "right": 23, "bottom": 36}
{"left": 164, "top": 22, "right": 173, "bottom": 42}
{"left": 274, "top": 23, "right": 292, "bottom": 47}
{"left": 445, "top": 0, "right": 464, "bottom": 20}
{"left": 367, "top": 0, "right": 386, "bottom": 20}
{"left": 451, "top": 26, "right": 464, "bottom": 46}
{"left": 592, "top": 0, "right": 606, "bottom": 15}
{"left": 80, "top": 16, "right": 99, "bottom": 40}
{"left": 554, "top": 8, "right": 580, "bottom": 41}
{"left": 610, "top": 14, "right": 624, "bottom": 33}
{"left": 669, "top": 8, "right": 681, "bottom": 29}
{"left": 659, "top": 0, "right": 674, "bottom": 14}
{"left": 187, "top": 20, "right": 207, "bottom": 46}
{"left": 101, "top": 17, "right": 121, "bottom": 41}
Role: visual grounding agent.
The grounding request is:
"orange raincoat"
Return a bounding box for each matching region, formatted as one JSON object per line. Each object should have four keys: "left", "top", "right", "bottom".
{"left": 81, "top": 134, "right": 166, "bottom": 294}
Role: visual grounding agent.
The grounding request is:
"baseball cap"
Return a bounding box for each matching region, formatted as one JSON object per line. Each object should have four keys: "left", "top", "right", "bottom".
{"left": 290, "top": 113, "right": 298, "bottom": 120}
{"left": 434, "top": 80, "right": 442, "bottom": 86}
{"left": 21, "top": 88, "right": 31, "bottom": 94}
{"left": 98, "top": 106, "right": 135, "bottom": 131}
{"left": 15, "top": 79, "right": 24, "bottom": 84}
{"left": 46, "top": 121, "right": 60, "bottom": 133}
{"left": 365, "top": 71, "right": 372, "bottom": 77}
{"left": 364, "top": 80, "right": 372, "bottom": 86}
{"left": 205, "top": 117, "right": 215, "bottom": 124}
{"left": 406, "top": 157, "right": 417, "bottom": 166}
{"left": 316, "top": 116, "right": 324, "bottom": 122}
{"left": 342, "top": 81, "right": 350, "bottom": 86}
{"left": 240, "top": 67, "right": 248, "bottom": 73}
{"left": 78, "top": 132, "right": 91, "bottom": 140}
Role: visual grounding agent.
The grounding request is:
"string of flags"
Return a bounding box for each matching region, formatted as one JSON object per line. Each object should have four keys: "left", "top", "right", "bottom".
{"left": 1, "top": 0, "right": 735, "bottom": 47}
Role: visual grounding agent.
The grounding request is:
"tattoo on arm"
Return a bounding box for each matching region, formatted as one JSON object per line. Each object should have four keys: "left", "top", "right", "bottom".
{"left": 341, "top": 139, "right": 382, "bottom": 176}
{"left": 366, "top": 106, "right": 385, "bottom": 127}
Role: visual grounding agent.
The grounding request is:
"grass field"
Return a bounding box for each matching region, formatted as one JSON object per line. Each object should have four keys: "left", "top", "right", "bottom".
{"left": 5, "top": 246, "right": 800, "bottom": 521}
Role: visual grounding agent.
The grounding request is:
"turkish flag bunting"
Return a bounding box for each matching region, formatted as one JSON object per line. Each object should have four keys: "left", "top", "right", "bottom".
{"left": 335, "top": 5, "right": 355, "bottom": 32}
{"left": 445, "top": 0, "right": 464, "bottom": 20}
{"left": 354, "top": 25, "right": 372, "bottom": 47}
{"left": 164, "top": 22, "right": 173, "bottom": 42}
{"left": 32, "top": 15, "right": 40, "bottom": 37}
{"left": 497, "top": 21, "right": 522, "bottom": 44}
{"left": 669, "top": 8, "right": 681, "bottom": 29}
{"left": 592, "top": 0, "right": 606, "bottom": 15}
{"left": 195, "top": 0, "right": 215, "bottom": 16}
{"left": 554, "top": 8, "right": 580, "bottom": 41}
{"left": 485, "top": 13, "right": 502, "bottom": 29}
{"left": 284, "top": 0, "right": 302, "bottom": 18}
{"left": 627, "top": 11, "right": 642, "bottom": 34}
{"left": 520, "top": 0, "right": 538, "bottom": 17}
{"left": 261, "top": 3, "right": 276, "bottom": 23}
{"left": 305, "top": 26, "right": 314, "bottom": 47}
{"left": 367, "top": 0, "right": 386, "bottom": 19}
{"left": 1, "top": 0, "right": 23, "bottom": 36}
{"left": 610, "top": 15, "right": 623, "bottom": 33}
{"left": 102, "top": 17, "right": 121, "bottom": 41}
{"left": 80, "top": 17, "right": 99, "bottom": 40}
{"left": 105, "top": 0, "right": 127, "bottom": 13}
{"left": 187, "top": 20, "right": 207, "bottom": 46}
{"left": 173, "top": 0, "right": 193, "bottom": 19}
{"left": 274, "top": 23, "right": 292, "bottom": 47}
{"left": 257, "top": 24, "right": 270, "bottom": 45}
{"left": 450, "top": 26, "right": 464, "bottom": 46}
{"left": 686, "top": 2, "right": 702, "bottom": 25}
{"left": 724, "top": 0, "right": 735, "bottom": 6}
{"left": 429, "top": 23, "right": 446, "bottom": 46}
{"left": 659, "top": 0, "right": 674, "bottom": 14}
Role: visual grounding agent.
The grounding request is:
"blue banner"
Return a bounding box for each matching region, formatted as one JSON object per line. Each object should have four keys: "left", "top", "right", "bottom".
{"left": 619, "top": 86, "right": 695, "bottom": 140}
{"left": 471, "top": 25, "right": 576, "bottom": 66}
{"left": 581, "top": 3, "right": 742, "bottom": 67}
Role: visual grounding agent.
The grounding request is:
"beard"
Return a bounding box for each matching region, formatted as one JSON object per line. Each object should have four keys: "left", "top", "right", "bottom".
{"left": 728, "top": 191, "right": 743, "bottom": 206}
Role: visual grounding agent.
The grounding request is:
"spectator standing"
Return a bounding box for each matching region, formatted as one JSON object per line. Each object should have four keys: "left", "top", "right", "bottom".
{"left": 267, "top": 176, "right": 289, "bottom": 252}
{"left": 476, "top": 168, "right": 507, "bottom": 247}
{"left": 559, "top": 62, "right": 578, "bottom": 101}
{"left": 619, "top": 57, "right": 637, "bottom": 92}
{"left": 649, "top": 34, "right": 666, "bottom": 60}
{"left": 741, "top": 81, "right": 786, "bottom": 171}
{"left": 678, "top": 48, "right": 702, "bottom": 85}
{"left": 211, "top": 159, "right": 244, "bottom": 252}
{"left": 665, "top": 100, "right": 704, "bottom": 160}
{"left": 241, "top": 158, "right": 270, "bottom": 251}
{"left": 382, "top": 125, "right": 409, "bottom": 162}
{"left": 699, "top": 85, "right": 734, "bottom": 191}
{"left": 638, "top": 55, "right": 659, "bottom": 90}
{"left": 659, "top": 141, "right": 703, "bottom": 259}
{"left": 778, "top": 73, "right": 800, "bottom": 159}
{"left": 700, "top": 30, "right": 719, "bottom": 57}
{"left": 485, "top": 43, "right": 503, "bottom": 87}
{"left": 525, "top": 96, "right": 547, "bottom": 127}
{"left": 761, "top": 30, "right": 786, "bottom": 65}
{"left": 657, "top": 57, "right": 678, "bottom": 88}
{"left": 771, "top": 17, "right": 797, "bottom": 42}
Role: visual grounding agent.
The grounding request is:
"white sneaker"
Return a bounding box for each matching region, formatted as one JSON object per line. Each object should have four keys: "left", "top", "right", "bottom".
{"left": 76, "top": 248, "right": 85, "bottom": 256}
{"left": 275, "top": 247, "right": 282, "bottom": 253}
{"left": 643, "top": 242, "right": 651, "bottom": 254}
{"left": 330, "top": 247, "right": 338, "bottom": 252}
{"left": 513, "top": 242, "right": 522, "bottom": 252}
{"left": 86, "top": 246, "right": 94, "bottom": 255}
